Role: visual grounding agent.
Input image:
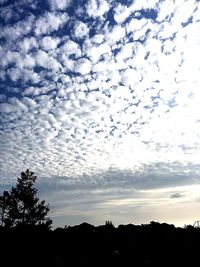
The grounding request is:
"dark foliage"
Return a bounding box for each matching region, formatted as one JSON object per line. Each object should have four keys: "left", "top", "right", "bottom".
{"left": 0, "top": 169, "right": 52, "bottom": 228}
{"left": 1, "top": 221, "right": 200, "bottom": 266}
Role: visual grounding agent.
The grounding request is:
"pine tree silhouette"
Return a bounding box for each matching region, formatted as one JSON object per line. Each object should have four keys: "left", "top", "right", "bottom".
{"left": 0, "top": 169, "right": 52, "bottom": 228}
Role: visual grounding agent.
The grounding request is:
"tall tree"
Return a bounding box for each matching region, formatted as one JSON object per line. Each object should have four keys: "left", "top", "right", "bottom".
{"left": 0, "top": 169, "right": 52, "bottom": 228}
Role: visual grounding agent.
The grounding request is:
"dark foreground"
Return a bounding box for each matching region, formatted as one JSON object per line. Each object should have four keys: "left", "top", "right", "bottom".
{"left": 1, "top": 221, "right": 200, "bottom": 266}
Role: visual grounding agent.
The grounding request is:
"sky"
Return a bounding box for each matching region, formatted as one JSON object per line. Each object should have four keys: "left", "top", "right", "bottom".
{"left": 0, "top": 0, "right": 200, "bottom": 228}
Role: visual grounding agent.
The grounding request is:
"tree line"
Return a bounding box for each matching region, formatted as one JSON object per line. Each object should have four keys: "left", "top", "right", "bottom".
{"left": 1, "top": 170, "right": 200, "bottom": 266}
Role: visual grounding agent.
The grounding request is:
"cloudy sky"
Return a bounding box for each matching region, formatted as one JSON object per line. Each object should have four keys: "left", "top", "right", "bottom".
{"left": 0, "top": 0, "right": 200, "bottom": 227}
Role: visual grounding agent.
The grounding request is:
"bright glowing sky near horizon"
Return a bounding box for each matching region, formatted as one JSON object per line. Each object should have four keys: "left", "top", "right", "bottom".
{"left": 0, "top": 0, "right": 200, "bottom": 227}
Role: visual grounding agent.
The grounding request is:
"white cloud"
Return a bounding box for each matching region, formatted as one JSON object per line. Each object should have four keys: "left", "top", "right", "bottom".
{"left": 35, "top": 49, "right": 62, "bottom": 71}
{"left": 40, "top": 36, "right": 60, "bottom": 51}
{"left": 132, "top": 0, "right": 159, "bottom": 10}
{"left": 121, "top": 68, "right": 142, "bottom": 86}
{"left": 0, "top": 49, "right": 35, "bottom": 70}
{"left": 60, "top": 39, "right": 82, "bottom": 58}
{"left": 34, "top": 12, "right": 68, "bottom": 36}
{"left": 18, "top": 37, "right": 39, "bottom": 53}
{"left": 156, "top": 0, "right": 177, "bottom": 22}
{"left": 115, "top": 43, "right": 133, "bottom": 61}
{"left": 48, "top": 0, "right": 71, "bottom": 11}
{"left": 0, "top": 103, "right": 17, "bottom": 113}
{"left": 18, "top": 54, "right": 36, "bottom": 69}
{"left": 90, "top": 34, "right": 105, "bottom": 45}
{"left": 75, "top": 58, "right": 92, "bottom": 75}
{"left": 0, "top": 26, "right": 22, "bottom": 41}
{"left": 35, "top": 50, "right": 50, "bottom": 67}
{"left": 0, "top": 50, "right": 20, "bottom": 67}
{"left": 106, "top": 25, "right": 126, "bottom": 45}
{"left": 84, "top": 42, "right": 111, "bottom": 63}
{"left": 127, "top": 18, "right": 150, "bottom": 41}
{"left": 172, "top": 0, "right": 196, "bottom": 25}
{"left": 86, "top": 0, "right": 109, "bottom": 18}
{"left": 6, "top": 68, "right": 21, "bottom": 81}
{"left": 73, "top": 21, "right": 89, "bottom": 39}
{"left": 114, "top": 3, "right": 132, "bottom": 24}
{"left": 193, "top": 1, "right": 200, "bottom": 23}
{"left": 0, "top": 14, "right": 35, "bottom": 42}
{"left": 144, "top": 37, "right": 161, "bottom": 56}
{"left": 6, "top": 67, "right": 40, "bottom": 83}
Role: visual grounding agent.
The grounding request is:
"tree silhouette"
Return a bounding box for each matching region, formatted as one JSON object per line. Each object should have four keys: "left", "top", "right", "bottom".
{"left": 0, "top": 169, "right": 52, "bottom": 228}
{"left": 0, "top": 190, "right": 10, "bottom": 226}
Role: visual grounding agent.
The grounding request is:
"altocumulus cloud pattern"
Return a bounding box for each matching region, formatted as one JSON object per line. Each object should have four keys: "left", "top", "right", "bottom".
{"left": 0, "top": 0, "right": 200, "bottom": 226}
